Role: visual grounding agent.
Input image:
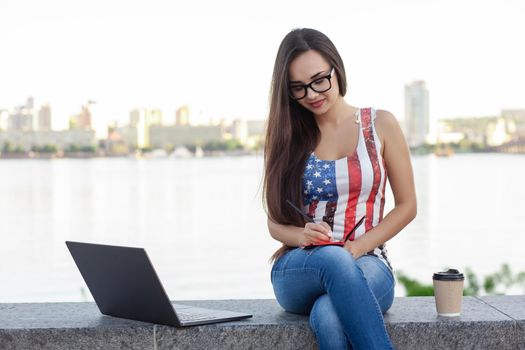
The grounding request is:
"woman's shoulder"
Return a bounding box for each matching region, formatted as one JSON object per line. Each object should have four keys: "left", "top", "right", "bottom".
{"left": 373, "top": 108, "right": 401, "bottom": 131}
{"left": 370, "top": 108, "right": 403, "bottom": 146}
{"left": 373, "top": 108, "right": 398, "bottom": 124}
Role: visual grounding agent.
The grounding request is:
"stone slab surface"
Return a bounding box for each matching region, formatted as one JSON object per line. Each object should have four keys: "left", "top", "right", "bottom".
{"left": 480, "top": 295, "right": 525, "bottom": 350}
{"left": 1, "top": 297, "right": 523, "bottom": 349}
{"left": 157, "top": 298, "right": 518, "bottom": 350}
{"left": 385, "top": 296, "right": 516, "bottom": 349}
{"left": 0, "top": 328, "right": 153, "bottom": 350}
{"left": 155, "top": 299, "right": 316, "bottom": 350}
{"left": 0, "top": 302, "right": 154, "bottom": 350}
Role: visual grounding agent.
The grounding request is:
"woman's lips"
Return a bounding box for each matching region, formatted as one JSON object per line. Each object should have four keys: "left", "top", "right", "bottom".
{"left": 309, "top": 99, "right": 325, "bottom": 108}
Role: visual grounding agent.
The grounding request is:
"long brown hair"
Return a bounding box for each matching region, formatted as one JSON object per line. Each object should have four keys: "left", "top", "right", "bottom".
{"left": 263, "top": 28, "right": 348, "bottom": 262}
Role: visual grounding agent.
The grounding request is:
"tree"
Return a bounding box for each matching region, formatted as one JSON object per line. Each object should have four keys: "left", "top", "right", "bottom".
{"left": 396, "top": 264, "right": 525, "bottom": 296}
{"left": 2, "top": 141, "right": 13, "bottom": 153}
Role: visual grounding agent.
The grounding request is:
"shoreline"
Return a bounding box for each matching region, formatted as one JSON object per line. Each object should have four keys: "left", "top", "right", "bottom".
{"left": 0, "top": 150, "right": 262, "bottom": 160}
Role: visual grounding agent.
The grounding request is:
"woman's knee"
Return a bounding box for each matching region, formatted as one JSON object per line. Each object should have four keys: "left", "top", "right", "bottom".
{"left": 310, "top": 246, "right": 360, "bottom": 277}
{"left": 377, "top": 282, "right": 395, "bottom": 314}
{"left": 355, "top": 256, "right": 395, "bottom": 313}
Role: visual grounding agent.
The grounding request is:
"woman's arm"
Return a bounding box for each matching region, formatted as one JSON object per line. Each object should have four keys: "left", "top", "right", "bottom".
{"left": 268, "top": 218, "right": 333, "bottom": 248}
{"left": 344, "top": 109, "right": 417, "bottom": 258}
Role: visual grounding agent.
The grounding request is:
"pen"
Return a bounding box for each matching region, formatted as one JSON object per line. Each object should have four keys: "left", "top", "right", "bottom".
{"left": 286, "top": 199, "right": 315, "bottom": 223}
{"left": 286, "top": 199, "right": 365, "bottom": 245}
{"left": 343, "top": 216, "right": 366, "bottom": 243}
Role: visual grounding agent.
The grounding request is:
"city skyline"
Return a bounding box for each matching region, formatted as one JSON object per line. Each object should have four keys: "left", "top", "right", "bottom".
{"left": 2, "top": 92, "right": 521, "bottom": 132}
{"left": 1, "top": 90, "right": 523, "bottom": 157}
{"left": 1, "top": 0, "right": 524, "bottom": 132}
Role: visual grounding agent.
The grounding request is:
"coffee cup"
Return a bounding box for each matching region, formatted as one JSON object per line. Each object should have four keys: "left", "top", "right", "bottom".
{"left": 432, "top": 269, "right": 464, "bottom": 317}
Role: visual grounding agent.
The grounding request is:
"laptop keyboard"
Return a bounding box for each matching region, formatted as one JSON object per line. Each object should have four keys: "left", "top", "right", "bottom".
{"left": 177, "top": 312, "right": 217, "bottom": 321}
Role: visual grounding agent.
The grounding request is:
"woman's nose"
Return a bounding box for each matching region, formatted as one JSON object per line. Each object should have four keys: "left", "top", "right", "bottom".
{"left": 305, "top": 86, "right": 319, "bottom": 100}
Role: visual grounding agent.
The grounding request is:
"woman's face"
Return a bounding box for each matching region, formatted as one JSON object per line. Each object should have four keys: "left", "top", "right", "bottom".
{"left": 288, "top": 49, "right": 340, "bottom": 115}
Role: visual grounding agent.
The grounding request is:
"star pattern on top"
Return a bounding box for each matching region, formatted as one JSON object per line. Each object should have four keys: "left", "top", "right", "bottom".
{"left": 303, "top": 154, "right": 338, "bottom": 205}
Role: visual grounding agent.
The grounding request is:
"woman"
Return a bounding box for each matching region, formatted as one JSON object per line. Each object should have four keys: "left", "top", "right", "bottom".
{"left": 263, "top": 28, "right": 417, "bottom": 349}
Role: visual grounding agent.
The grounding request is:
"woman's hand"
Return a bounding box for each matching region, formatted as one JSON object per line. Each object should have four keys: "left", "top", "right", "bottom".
{"left": 343, "top": 239, "right": 367, "bottom": 259}
{"left": 299, "top": 222, "right": 332, "bottom": 248}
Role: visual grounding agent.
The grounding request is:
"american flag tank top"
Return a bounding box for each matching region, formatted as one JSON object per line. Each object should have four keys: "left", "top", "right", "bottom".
{"left": 302, "top": 107, "right": 392, "bottom": 270}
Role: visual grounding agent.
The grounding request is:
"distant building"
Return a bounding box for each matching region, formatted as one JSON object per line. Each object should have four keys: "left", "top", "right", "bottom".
{"left": 0, "top": 109, "right": 8, "bottom": 131}
{"left": 9, "top": 108, "right": 33, "bottom": 132}
{"left": 486, "top": 118, "right": 512, "bottom": 146}
{"left": 436, "top": 120, "right": 465, "bottom": 144}
{"left": 247, "top": 120, "right": 266, "bottom": 136}
{"left": 69, "top": 101, "right": 95, "bottom": 131}
{"left": 175, "top": 105, "right": 190, "bottom": 126}
{"left": 8, "top": 97, "right": 35, "bottom": 132}
{"left": 107, "top": 125, "right": 138, "bottom": 153}
{"left": 501, "top": 109, "right": 525, "bottom": 121}
{"left": 149, "top": 125, "right": 223, "bottom": 149}
{"left": 246, "top": 119, "right": 266, "bottom": 149}
{"left": 38, "top": 104, "right": 52, "bottom": 131}
{"left": 130, "top": 108, "right": 162, "bottom": 127}
{"left": 0, "top": 129, "right": 95, "bottom": 151}
{"left": 501, "top": 109, "right": 525, "bottom": 139}
{"left": 129, "top": 108, "right": 163, "bottom": 149}
{"left": 404, "top": 81, "right": 429, "bottom": 147}
{"left": 437, "top": 116, "right": 491, "bottom": 146}
{"left": 231, "top": 118, "right": 248, "bottom": 145}
{"left": 436, "top": 111, "right": 522, "bottom": 148}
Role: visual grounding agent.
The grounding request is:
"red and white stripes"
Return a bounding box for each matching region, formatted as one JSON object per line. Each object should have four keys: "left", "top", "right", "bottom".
{"left": 302, "top": 107, "right": 391, "bottom": 269}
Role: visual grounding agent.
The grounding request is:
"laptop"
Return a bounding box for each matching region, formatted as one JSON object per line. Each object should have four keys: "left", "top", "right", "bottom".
{"left": 65, "top": 241, "right": 253, "bottom": 327}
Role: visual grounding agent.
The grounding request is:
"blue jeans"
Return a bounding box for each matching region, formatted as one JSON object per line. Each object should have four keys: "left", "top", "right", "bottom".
{"left": 271, "top": 246, "right": 395, "bottom": 350}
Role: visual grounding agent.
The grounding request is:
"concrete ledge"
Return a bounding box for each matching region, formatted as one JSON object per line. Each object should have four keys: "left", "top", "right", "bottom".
{"left": 1, "top": 296, "right": 524, "bottom": 349}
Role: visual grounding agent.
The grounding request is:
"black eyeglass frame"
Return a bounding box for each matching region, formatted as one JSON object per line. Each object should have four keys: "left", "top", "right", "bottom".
{"left": 288, "top": 67, "right": 335, "bottom": 101}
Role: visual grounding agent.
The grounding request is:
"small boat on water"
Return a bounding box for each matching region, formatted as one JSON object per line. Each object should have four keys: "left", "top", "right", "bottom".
{"left": 169, "top": 146, "right": 193, "bottom": 159}
{"left": 194, "top": 146, "right": 204, "bottom": 158}
{"left": 434, "top": 143, "right": 454, "bottom": 157}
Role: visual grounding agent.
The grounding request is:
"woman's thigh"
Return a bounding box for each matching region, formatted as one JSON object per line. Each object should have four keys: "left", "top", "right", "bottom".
{"left": 271, "top": 247, "right": 395, "bottom": 314}
{"left": 271, "top": 247, "right": 326, "bottom": 314}
{"left": 355, "top": 255, "right": 395, "bottom": 313}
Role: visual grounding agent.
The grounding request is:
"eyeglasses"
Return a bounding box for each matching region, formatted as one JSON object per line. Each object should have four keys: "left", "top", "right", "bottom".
{"left": 288, "top": 68, "right": 335, "bottom": 100}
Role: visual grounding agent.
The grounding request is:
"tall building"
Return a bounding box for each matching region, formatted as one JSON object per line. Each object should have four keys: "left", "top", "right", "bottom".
{"left": 129, "top": 108, "right": 163, "bottom": 149}
{"left": 69, "top": 101, "right": 94, "bottom": 130}
{"left": 404, "top": 81, "right": 429, "bottom": 147}
{"left": 175, "top": 105, "right": 190, "bottom": 126}
{"left": 8, "top": 97, "right": 35, "bottom": 132}
{"left": 38, "top": 103, "right": 52, "bottom": 131}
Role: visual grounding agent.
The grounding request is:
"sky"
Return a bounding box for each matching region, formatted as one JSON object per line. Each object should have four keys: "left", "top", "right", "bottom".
{"left": 1, "top": 0, "right": 524, "bottom": 133}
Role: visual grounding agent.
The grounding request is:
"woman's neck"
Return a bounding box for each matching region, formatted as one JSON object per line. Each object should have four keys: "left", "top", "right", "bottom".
{"left": 314, "top": 97, "right": 358, "bottom": 127}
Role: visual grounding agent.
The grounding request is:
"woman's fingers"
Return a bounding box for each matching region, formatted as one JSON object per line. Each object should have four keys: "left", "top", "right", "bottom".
{"left": 305, "top": 222, "right": 331, "bottom": 234}
{"left": 305, "top": 222, "right": 332, "bottom": 237}
{"left": 319, "top": 222, "right": 333, "bottom": 237}
{"left": 309, "top": 231, "right": 331, "bottom": 242}
{"left": 304, "top": 222, "right": 332, "bottom": 243}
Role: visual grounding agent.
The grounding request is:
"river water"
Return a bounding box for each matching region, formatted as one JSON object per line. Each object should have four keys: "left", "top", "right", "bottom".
{"left": 1, "top": 153, "right": 523, "bottom": 302}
